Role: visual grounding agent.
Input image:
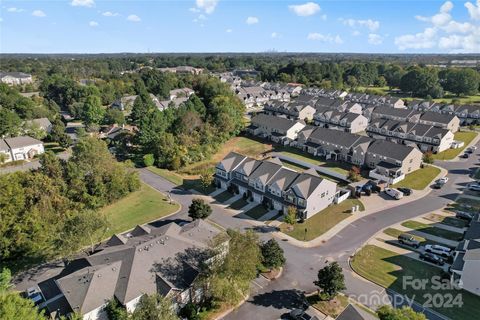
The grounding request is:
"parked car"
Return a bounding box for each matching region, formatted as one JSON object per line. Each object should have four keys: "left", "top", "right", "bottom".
{"left": 436, "top": 177, "right": 449, "bottom": 184}
{"left": 398, "top": 233, "right": 420, "bottom": 248}
{"left": 471, "top": 146, "right": 477, "bottom": 152}
{"left": 419, "top": 252, "right": 445, "bottom": 266}
{"left": 466, "top": 147, "right": 473, "bottom": 154}
{"left": 364, "top": 180, "right": 381, "bottom": 193}
{"left": 455, "top": 211, "right": 474, "bottom": 221}
{"left": 433, "top": 182, "right": 444, "bottom": 189}
{"left": 461, "top": 153, "right": 470, "bottom": 159}
{"left": 361, "top": 184, "right": 372, "bottom": 196}
{"left": 26, "top": 287, "right": 44, "bottom": 306}
{"left": 385, "top": 188, "right": 403, "bottom": 200}
{"left": 468, "top": 183, "right": 480, "bottom": 192}
{"left": 397, "top": 187, "right": 412, "bottom": 196}
{"left": 289, "top": 309, "right": 319, "bottom": 320}
{"left": 425, "top": 244, "right": 452, "bottom": 257}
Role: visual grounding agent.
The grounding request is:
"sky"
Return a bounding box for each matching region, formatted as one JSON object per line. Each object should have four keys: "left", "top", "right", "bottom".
{"left": 0, "top": 0, "right": 479, "bottom": 53}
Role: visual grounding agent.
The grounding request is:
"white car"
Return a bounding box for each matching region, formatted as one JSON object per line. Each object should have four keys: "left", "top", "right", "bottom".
{"left": 385, "top": 188, "right": 403, "bottom": 200}
{"left": 471, "top": 146, "right": 477, "bottom": 151}
{"left": 436, "top": 177, "right": 449, "bottom": 184}
{"left": 424, "top": 244, "right": 451, "bottom": 257}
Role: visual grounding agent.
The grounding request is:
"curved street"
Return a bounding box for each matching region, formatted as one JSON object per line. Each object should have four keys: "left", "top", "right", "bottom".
{"left": 139, "top": 140, "right": 479, "bottom": 320}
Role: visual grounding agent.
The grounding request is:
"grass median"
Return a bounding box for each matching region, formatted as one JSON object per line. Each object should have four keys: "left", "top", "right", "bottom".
{"left": 351, "top": 245, "right": 480, "bottom": 320}
{"left": 392, "top": 165, "right": 441, "bottom": 190}
{"left": 401, "top": 220, "right": 463, "bottom": 241}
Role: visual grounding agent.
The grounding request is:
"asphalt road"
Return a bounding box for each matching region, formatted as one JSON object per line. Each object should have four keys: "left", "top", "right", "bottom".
{"left": 140, "top": 145, "right": 479, "bottom": 320}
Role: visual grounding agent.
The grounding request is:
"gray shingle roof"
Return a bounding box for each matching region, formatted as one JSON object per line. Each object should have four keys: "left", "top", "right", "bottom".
{"left": 309, "top": 127, "right": 373, "bottom": 149}
{"left": 217, "top": 152, "right": 247, "bottom": 172}
{"left": 420, "top": 111, "right": 457, "bottom": 124}
{"left": 251, "top": 114, "right": 301, "bottom": 131}
{"left": 4, "top": 136, "right": 43, "bottom": 149}
{"left": 367, "top": 140, "right": 417, "bottom": 161}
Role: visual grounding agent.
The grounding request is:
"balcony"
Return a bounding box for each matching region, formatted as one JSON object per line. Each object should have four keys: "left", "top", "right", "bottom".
{"left": 369, "top": 161, "right": 405, "bottom": 184}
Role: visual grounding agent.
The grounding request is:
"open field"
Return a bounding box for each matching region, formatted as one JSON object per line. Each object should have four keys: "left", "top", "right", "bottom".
{"left": 281, "top": 199, "right": 363, "bottom": 241}
{"left": 351, "top": 245, "right": 480, "bottom": 320}
{"left": 432, "top": 131, "right": 478, "bottom": 160}
{"left": 392, "top": 166, "right": 441, "bottom": 190}
{"left": 101, "top": 183, "right": 180, "bottom": 235}
{"left": 179, "top": 136, "right": 271, "bottom": 176}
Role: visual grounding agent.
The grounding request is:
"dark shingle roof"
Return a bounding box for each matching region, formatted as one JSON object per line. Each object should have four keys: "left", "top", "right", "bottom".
{"left": 251, "top": 114, "right": 301, "bottom": 131}
{"left": 367, "top": 140, "right": 417, "bottom": 161}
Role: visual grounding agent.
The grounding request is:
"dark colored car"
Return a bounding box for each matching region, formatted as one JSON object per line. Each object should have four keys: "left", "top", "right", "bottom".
{"left": 456, "top": 211, "right": 474, "bottom": 221}
{"left": 433, "top": 182, "right": 444, "bottom": 189}
{"left": 365, "top": 180, "right": 381, "bottom": 193}
{"left": 397, "top": 187, "right": 412, "bottom": 196}
{"left": 289, "top": 309, "right": 319, "bottom": 320}
{"left": 461, "top": 153, "right": 470, "bottom": 159}
{"left": 420, "top": 252, "right": 445, "bottom": 266}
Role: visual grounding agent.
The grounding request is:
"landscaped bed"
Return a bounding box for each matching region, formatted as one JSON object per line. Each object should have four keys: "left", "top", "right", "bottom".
{"left": 401, "top": 220, "right": 463, "bottom": 241}
{"left": 392, "top": 165, "right": 441, "bottom": 190}
{"left": 432, "top": 131, "right": 478, "bottom": 160}
{"left": 351, "top": 245, "right": 480, "bottom": 320}
{"left": 307, "top": 294, "right": 349, "bottom": 318}
{"left": 243, "top": 204, "right": 269, "bottom": 219}
{"left": 101, "top": 183, "right": 180, "bottom": 235}
{"left": 281, "top": 199, "right": 364, "bottom": 241}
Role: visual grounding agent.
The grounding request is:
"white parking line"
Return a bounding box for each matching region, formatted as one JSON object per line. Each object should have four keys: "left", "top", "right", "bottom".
{"left": 252, "top": 280, "right": 263, "bottom": 289}
{"left": 350, "top": 223, "right": 358, "bottom": 228}
{"left": 335, "top": 234, "right": 343, "bottom": 239}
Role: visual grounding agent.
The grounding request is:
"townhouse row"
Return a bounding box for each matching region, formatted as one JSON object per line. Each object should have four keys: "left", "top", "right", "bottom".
{"left": 215, "top": 152, "right": 338, "bottom": 219}
{"left": 247, "top": 114, "right": 423, "bottom": 184}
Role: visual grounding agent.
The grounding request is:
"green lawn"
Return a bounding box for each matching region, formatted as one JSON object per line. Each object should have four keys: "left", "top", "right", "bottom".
{"left": 392, "top": 166, "right": 441, "bottom": 190}
{"left": 243, "top": 204, "right": 269, "bottom": 219}
{"left": 44, "top": 142, "right": 66, "bottom": 154}
{"left": 147, "top": 166, "right": 184, "bottom": 185}
{"left": 281, "top": 198, "right": 364, "bottom": 241}
{"left": 307, "top": 294, "right": 349, "bottom": 318}
{"left": 101, "top": 183, "right": 180, "bottom": 235}
{"left": 423, "top": 213, "right": 467, "bottom": 229}
{"left": 147, "top": 166, "right": 215, "bottom": 194}
{"left": 432, "top": 131, "right": 478, "bottom": 160}
{"left": 401, "top": 220, "right": 463, "bottom": 241}
{"left": 455, "top": 196, "right": 480, "bottom": 211}
{"left": 228, "top": 198, "right": 249, "bottom": 210}
{"left": 351, "top": 245, "right": 480, "bottom": 320}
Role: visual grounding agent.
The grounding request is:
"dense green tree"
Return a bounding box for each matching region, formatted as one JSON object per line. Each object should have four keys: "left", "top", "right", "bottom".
{"left": 188, "top": 199, "right": 212, "bottom": 220}
{"left": 143, "top": 154, "right": 155, "bottom": 167}
{"left": 104, "top": 299, "right": 129, "bottom": 320}
{"left": 0, "top": 108, "right": 22, "bottom": 137}
{"left": 377, "top": 305, "right": 426, "bottom": 320}
{"left": 314, "top": 262, "right": 346, "bottom": 300}
{"left": 260, "top": 239, "right": 286, "bottom": 269}
{"left": 442, "top": 68, "right": 480, "bottom": 96}
{"left": 130, "top": 294, "right": 179, "bottom": 320}
{"left": 0, "top": 268, "right": 46, "bottom": 320}
{"left": 82, "top": 95, "right": 105, "bottom": 127}
{"left": 48, "top": 119, "right": 72, "bottom": 148}
{"left": 206, "top": 229, "right": 261, "bottom": 306}
{"left": 104, "top": 108, "right": 126, "bottom": 125}
{"left": 400, "top": 68, "right": 444, "bottom": 98}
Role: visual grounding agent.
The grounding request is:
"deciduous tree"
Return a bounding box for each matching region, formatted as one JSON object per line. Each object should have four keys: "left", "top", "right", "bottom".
{"left": 314, "top": 262, "right": 346, "bottom": 300}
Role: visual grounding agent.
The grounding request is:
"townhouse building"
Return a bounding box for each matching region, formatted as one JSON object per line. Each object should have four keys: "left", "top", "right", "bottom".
{"left": 247, "top": 114, "right": 306, "bottom": 145}
{"left": 296, "top": 127, "right": 373, "bottom": 166}
{"left": 313, "top": 110, "right": 368, "bottom": 133}
{"left": 365, "top": 140, "right": 423, "bottom": 184}
{"left": 451, "top": 214, "right": 480, "bottom": 296}
{"left": 264, "top": 101, "right": 316, "bottom": 121}
{"left": 370, "top": 105, "right": 422, "bottom": 122}
{"left": 215, "top": 153, "right": 337, "bottom": 219}
{"left": 367, "top": 119, "right": 454, "bottom": 153}
{"left": 418, "top": 111, "right": 460, "bottom": 132}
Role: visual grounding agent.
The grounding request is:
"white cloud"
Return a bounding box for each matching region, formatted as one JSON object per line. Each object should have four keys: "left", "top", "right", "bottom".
{"left": 195, "top": 0, "right": 219, "bottom": 15}
{"left": 32, "top": 10, "right": 46, "bottom": 17}
{"left": 395, "top": 27, "right": 437, "bottom": 50}
{"left": 288, "top": 2, "right": 320, "bottom": 16}
{"left": 189, "top": 7, "right": 200, "bottom": 13}
{"left": 7, "top": 7, "right": 24, "bottom": 13}
{"left": 246, "top": 16, "right": 259, "bottom": 25}
{"left": 71, "top": 0, "right": 95, "bottom": 7}
{"left": 127, "top": 14, "right": 141, "bottom": 22}
{"left": 465, "top": 0, "right": 480, "bottom": 20}
{"left": 226, "top": 28, "right": 232, "bottom": 33}
{"left": 89, "top": 21, "right": 99, "bottom": 27}
{"left": 307, "top": 32, "right": 343, "bottom": 44}
{"left": 271, "top": 32, "right": 281, "bottom": 38}
{"left": 102, "top": 11, "right": 119, "bottom": 17}
{"left": 368, "top": 33, "right": 383, "bottom": 45}
{"left": 352, "top": 30, "right": 361, "bottom": 36}
{"left": 395, "top": 1, "right": 480, "bottom": 52}
{"left": 320, "top": 14, "right": 327, "bottom": 21}
{"left": 341, "top": 18, "right": 380, "bottom": 32}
